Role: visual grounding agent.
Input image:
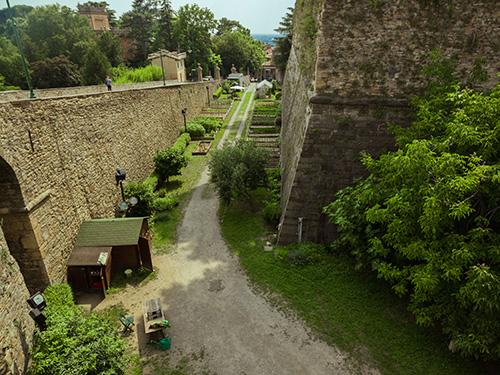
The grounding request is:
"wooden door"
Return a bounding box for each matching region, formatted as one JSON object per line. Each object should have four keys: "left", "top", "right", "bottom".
{"left": 138, "top": 237, "right": 153, "bottom": 271}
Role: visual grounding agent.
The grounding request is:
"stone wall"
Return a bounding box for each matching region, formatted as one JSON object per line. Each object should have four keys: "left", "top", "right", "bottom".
{"left": 0, "top": 81, "right": 216, "bottom": 373}
{"left": 0, "top": 226, "right": 33, "bottom": 375}
{"left": 279, "top": 0, "right": 500, "bottom": 244}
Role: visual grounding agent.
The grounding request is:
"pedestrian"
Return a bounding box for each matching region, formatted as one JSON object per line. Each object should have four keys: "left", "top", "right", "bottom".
{"left": 105, "top": 76, "right": 112, "bottom": 91}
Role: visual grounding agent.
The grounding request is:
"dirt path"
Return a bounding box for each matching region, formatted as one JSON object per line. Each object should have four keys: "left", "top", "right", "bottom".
{"left": 94, "top": 89, "right": 380, "bottom": 374}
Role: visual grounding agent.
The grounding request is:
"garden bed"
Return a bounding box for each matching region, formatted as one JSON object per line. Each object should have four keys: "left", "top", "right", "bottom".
{"left": 192, "top": 141, "right": 212, "bottom": 155}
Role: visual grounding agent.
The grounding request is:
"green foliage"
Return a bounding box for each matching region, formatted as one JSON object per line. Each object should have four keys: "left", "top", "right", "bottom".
{"left": 31, "top": 55, "right": 82, "bottom": 89}
{"left": 191, "top": 117, "right": 221, "bottom": 134}
{"left": 208, "top": 140, "right": 270, "bottom": 205}
{"left": 0, "top": 36, "right": 25, "bottom": 88}
{"left": 30, "top": 283, "right": 126, "bottom": 375}
{"left": 172, "top": 133, "right": 191, "bottom": 152}
{"left": 213, "top": 30, "right": 265, "bottom": 76}
{"left": 152, "top": 195, "right": 179, "bottom": 213}
{"left": 154, "top": 147, "right": 188, "bottom": 184}
{"left": 324, "top": 52, "right": 500, "bottom": 360}
{"left": 0, "top": 74, "right": 20, "bottom": 91}
{"left": 262, "top": 169, "right": 281, "bottom": 227}
{"left": 276, "top": 242, "right": 327, "bottom": 266}
{"left": 112, "top": 65, "right": 164, "bottom": 83}
{"left": 172, "top": 4, "right": 217, "bottom": 75}
{"left": 185, "top": 123, "right": 205, "bottom": 138}
{"left": 273, "top": 7, "right": 293, "bottom": 73}
{"left": 124, "top": 178, "right": 156, "bottom": 217}
{"left": 213, "top": 86, "right": 223, "bottom": 99}
{"left": 82, "top": 44, "right": 112, "bottom": 85}
{"left": 96, "top": 31, "right": 123, "bottom": 67}
{"left": 20, "top": 4, "right": 95, "bottom": 67}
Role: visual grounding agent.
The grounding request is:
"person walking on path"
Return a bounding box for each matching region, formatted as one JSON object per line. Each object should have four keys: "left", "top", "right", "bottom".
{"left": 105, "top": 76, "right": 112, "bottom": 91}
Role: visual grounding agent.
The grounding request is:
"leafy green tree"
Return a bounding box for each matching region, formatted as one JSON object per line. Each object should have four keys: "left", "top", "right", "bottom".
{"left": 82, "top": 44, "right": 112, "bottom": 85}
{"left": 96, "top": 31, "right": 123, "bottom": 67}
{"left": 154, "top": 147, "right": 188, "bottom": 185}
{"left": 157, "top": 0, "right": 175, "bottom": 52}
{"left": 273, "top": 7, "right": 293, "bottom": 73}
{"left": 0, "top": 5, "right": 33, "bottom": 39}
{"left": 31, "top": 55, "right": 82, "bottom": 88}
{"left": 30, "top": 283, "right": 126, "bottom": 375}
{"left": 324, "top": 53, "right": 500, "bottom": 360}
{"left": 216, "top": 18, "right": 249, "bottom": 36}
{"left": 0, "top": 74, "right": 20, "bottom": 91}
{"left": 0, "top": 36, "right": 26, "bottom": 88}
{"left": 20, "top": 4, "right": 95, "bottom": 67}
{"left": 214, "top": 31, "right": 265, "bottom": 76}
{"left": 208, "top": 140, "right": 270, "bottom": 205}
{"left": 172, "top": 4, "right": 217, "bottom": 76}
{"left": 121, "top": 0, "right": 157, "bottom": 65}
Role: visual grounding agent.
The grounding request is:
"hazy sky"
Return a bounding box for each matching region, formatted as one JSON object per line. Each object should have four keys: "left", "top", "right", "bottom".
{"left": 7, "top": 0, "right": 295, "bottom": 34}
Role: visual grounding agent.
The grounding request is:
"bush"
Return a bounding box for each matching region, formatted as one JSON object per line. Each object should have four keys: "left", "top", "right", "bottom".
{"left": 193, "top": 117, "right": 221, "bottom": 133}
{"left": 186, "top": 122, "right": 205, "bottom": 138}
{"left": 172, "top": 133, "right": 191, "bottom": 152}
{"left": 262, "top": 201, "right": 281, "bottom": 227}
{"left": 30, "top": 283, "right": 126, "bottom": 375}
{"left": 151, "top": 195, "right": 180, "bottom": 212}
{"left": 154, "top": 147, "right": 188, "bottom": 184}
{"left": 275, "top": 242, "right": 327, "bottom": 266}
{"left": 124, "top": 179, "right": 156, "bottom": 217}
{"left": 213, "top": 86, "right": 222, "bottom": 99}
{"left": 208, "top": 140, "right": 270, "bottom": 205}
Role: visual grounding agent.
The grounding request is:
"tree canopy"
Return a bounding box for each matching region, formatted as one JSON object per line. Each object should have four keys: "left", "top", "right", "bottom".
{"left": 273, "top": 7, "right": 293, "bottom": 73}
{"left": 172, "top": 4, "right": 217, "bottom": 76}
{"left": 324, "top": 52, "right": 500, "bottom": 360}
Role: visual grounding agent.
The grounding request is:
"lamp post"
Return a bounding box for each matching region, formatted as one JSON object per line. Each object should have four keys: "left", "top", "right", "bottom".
{"left": 6, "top": 0, "right": 35, "bottom": 99}
{"left": 206, "top": 86, "right": 210, "bottom": 107}
{"left": 182, "top": 108, "right": 187, "bottom": 133}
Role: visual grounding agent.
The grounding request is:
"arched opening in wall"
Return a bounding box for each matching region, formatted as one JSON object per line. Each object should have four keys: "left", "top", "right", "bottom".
{"left": 0, "top": 157, "right": 50, "bottom": 294}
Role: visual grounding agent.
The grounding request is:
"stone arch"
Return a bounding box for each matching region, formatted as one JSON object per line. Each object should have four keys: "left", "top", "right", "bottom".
{"left": 0, "top": 157, "right": 50, "bottom": 294}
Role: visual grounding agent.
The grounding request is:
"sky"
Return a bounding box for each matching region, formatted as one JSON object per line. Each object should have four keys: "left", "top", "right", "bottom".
{"left": 7, "top": 0, "right": 295, "bottom": 34}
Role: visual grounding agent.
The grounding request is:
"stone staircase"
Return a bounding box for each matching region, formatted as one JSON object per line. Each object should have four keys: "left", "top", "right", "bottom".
{"left": 247, "top": 123, "right": 280, "bottom": 168}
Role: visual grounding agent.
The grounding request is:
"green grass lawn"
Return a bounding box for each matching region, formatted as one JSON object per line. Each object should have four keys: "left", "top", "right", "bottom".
{"left": 219, "top": 189, "right": 493, "bottom": 375}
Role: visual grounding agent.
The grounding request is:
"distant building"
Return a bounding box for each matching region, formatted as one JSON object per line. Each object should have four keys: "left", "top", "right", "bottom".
{"left": 261, "top": 42, "right": 283, "bottom": 83}
{"left": 148, "top": 50, "right": 187, "bottom": 82}
{"left": 78, "top": 5, "right": 110, "bottom": 31}
{"left": 78, "top": 5, "right": 136, "bottom": 62}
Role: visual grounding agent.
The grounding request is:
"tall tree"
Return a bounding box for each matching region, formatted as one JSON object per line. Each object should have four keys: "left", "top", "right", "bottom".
{"left": 121, "top": 0, "right": 158, "bottom": 65}
{"left": 0, "top": 36, "right": 26, "bottom": 88}
{"left": 96, "top": 31, "right": 123, "bottom": 67}
{"left": 216, "top": 18, "right": 249, "bottom": 36}
{"left": 20, "top": 4, "right": 95, "bottom": 67}
{"left": 273, "top": 7, "right": 293, "bottom": 73}
{"left": 31, "top": 55, "right": 82, "bottom": 88}
{"left": 0, "top": 5, "right": 33, "bottom": 39}
{"left": 172, "top": 4, "right": 217, "bottom": 76}
{"left": 82, "top": 44, "right": 111, "bottom": 85}
{"left": 214, "top": 31, "right": 264, "bottom": 76}
{"left": 157, "top": 0, "right": 175, "bottom": 51}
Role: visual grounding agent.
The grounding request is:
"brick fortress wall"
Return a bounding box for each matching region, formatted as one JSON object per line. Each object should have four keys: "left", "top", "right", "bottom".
{"left": 0, "top": 82, "right": 217, "bottom": 373}
{"left": 279, "top": 0, "right": 500, "bottom": 244}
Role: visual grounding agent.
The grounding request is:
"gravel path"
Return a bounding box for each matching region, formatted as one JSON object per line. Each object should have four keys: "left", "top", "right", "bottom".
{"left": 95, "top": 88, "right": 381, "bottom": 375}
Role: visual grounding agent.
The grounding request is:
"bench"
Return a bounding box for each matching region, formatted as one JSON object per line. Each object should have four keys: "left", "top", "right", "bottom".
{"left": 143, "top": 297, "right": 169, "bottom": 334}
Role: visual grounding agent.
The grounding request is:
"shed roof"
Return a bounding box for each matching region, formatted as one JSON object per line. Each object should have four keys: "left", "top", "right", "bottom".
{"left": 73, "top": 217, "right": 147, "bottom": 247}
{"left": 67, "top": 246, "right": 112, "bottom": 267}
{"left": 257, "top": 80, "right": 273, "bottom": 89}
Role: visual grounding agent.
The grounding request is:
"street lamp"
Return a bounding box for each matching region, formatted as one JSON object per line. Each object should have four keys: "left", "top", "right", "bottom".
{"left": 115, "top": 168, "right": 138, "bottom": 211}
{"left": 206, "top": 86, "right": 210, "bottom": 107}
{"left": 6, "top": 0, "right": 35, "bottom": 98}
{"left": 182, "top": 108, "right": 187, "bottom": 133}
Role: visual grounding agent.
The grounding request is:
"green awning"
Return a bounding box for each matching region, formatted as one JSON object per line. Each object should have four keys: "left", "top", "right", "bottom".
{"left": 73, "top": 217, "right": 147, "bottom": 247}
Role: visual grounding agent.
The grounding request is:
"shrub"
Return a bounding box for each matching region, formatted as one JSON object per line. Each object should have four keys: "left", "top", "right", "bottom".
{"left": 262, "top": 201, "right": 281, "bottom": 227}
{"left": 172, "top": 133, "right": 191, "bottom": 152}
{"left": 124, "top": 179, "right": 156, "bottom": 217}
{"left": 186, "top": 122, "right": 205, "bottom": 138}
{"left": 213, "top": 86, "right": 222, "bottom": 99}
{"left": 154, "top": 148, "right": 188, "bottom": 184}
{"left": 30, "top": 283, "right": 126, "bottom": 375}
{"left": 208, "top": 140, "right": 270, "bottom": 205}
{"left": 151, "top": 195, "right": 180, "bottom": 212}
{"left": 193, "top": 117, "right": 221, "bottom": 133}
{"left": 275, "top": 242, "right": 327, "bottom": 266}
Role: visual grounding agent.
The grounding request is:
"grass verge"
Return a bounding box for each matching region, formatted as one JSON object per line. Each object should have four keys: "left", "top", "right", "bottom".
{"left": 219, "top": 189, "right": 492, "bottom": 375}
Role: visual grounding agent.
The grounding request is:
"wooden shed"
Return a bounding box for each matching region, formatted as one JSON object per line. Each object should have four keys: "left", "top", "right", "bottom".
{"left": 67, "top": 217, "right": 153, "bottom": 293}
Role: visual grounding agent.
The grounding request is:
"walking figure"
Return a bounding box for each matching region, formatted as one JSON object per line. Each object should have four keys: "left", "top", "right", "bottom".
{"left": 105, "top": 76, "right": 112, "bottom": 91}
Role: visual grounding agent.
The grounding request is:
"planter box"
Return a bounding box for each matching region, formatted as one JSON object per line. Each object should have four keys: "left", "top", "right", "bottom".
{"left": 192, "top": 141, "right": 212, "bottom": 155}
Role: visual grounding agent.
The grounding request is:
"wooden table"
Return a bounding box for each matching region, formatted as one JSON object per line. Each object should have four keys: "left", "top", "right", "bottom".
{"left": 143, "top": 297, "right": 166, "bottom": 334}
